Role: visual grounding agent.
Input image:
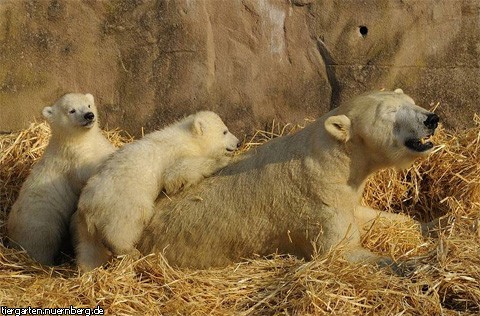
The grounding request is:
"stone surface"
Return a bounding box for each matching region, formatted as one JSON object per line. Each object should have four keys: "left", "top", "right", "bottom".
{"left": 0, "top": 0, "right": 479, "bottom": 136}
{"left": 308, "top": 0, "right": 480, "bottom": 129}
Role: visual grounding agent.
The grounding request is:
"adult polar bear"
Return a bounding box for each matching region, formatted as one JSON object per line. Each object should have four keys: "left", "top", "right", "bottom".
{"left": 138, "top": 89, "right": 439, "bottom": 269}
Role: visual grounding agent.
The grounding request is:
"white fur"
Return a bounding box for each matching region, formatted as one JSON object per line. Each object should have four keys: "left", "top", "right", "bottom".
{"left": 135, "top": 89, "right": 438, "bottom": 269}
{"left": 74, "top": 111, "right": 239, "bottom": 271}
{"left": 7, "top": 93, "right": 115, "bottom": 265}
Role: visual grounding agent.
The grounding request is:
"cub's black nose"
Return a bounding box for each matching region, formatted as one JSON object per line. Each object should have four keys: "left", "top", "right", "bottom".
{"left": 237, "top": 141, "right": 242, "bottom": 148}
{"left": 84, "top": 112, "right": 95, "bottom": 121}
{"left": 424, "top": 113, "right": 439, "bottom": 130}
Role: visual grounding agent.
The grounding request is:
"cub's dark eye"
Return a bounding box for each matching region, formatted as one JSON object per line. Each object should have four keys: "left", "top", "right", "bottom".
{"left": 69, "top": 109, "right": 76, "bottom": 114}
{"left": 88, "top": 104, "right": 91, "bottom": 108}
{"left": 223, "top": 130, "right": 228, "bottom": 135}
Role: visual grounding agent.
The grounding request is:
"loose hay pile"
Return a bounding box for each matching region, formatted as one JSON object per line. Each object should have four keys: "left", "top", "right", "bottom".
{"left": 0, "top": 120, "right": 479, "bottom": 315}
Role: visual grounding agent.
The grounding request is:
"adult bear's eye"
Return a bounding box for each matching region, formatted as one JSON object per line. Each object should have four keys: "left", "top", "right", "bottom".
{"left": 88, "top": 105, "right": 91, "bottom": 108}
{"left": 223, "top": 130, "right": 228, "bottom": 135}
{"left": 69, "top": 109, "right": 76, "bottom": 114}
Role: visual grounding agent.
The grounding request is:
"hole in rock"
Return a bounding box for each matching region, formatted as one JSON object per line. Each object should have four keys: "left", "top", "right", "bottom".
{"left": 359, "top": 25, "right": 368, "bottom": 37}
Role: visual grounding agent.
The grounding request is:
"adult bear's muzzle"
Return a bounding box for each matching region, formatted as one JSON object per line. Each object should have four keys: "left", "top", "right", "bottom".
{"left": 424, "top": 113, "right": 439, "bottom": 131}
{"left": 405, "top": 113, "right": 440, "bottom": 153}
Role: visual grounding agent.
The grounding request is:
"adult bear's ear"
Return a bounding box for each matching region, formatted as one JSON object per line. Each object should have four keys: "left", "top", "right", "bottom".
{"left": 85, "top": 93, "right": 94, "bottom": 104}
{"left": 394, "top": 88, "right": 404, "bottom": 94}
{"left": 192, "top": 116, "right": 205, "bottom": 136}
{"left": 324, "top": 115, "right": 351, "bottom": 142}
{"left": 42, "top": 106, "right": 54, "bottom": 121}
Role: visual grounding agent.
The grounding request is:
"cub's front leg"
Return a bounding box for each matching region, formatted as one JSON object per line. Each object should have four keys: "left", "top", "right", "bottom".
{"left": 163, "top": 157, "right": 230, "bottom": 195}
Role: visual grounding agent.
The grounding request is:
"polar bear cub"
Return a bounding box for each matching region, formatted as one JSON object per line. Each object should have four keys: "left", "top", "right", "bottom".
{"left": 7, "top": 93, "right": 116, "bottom": 265}
{"left": 73, "top": 111, "right": 240, "bottom": 271}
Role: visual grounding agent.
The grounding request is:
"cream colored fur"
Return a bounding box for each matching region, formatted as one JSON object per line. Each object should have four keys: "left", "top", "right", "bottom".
{"left": 136, "top": 89, "right": 438, "bottom": 269}
{"left": 7, "top": 93, "right": 115, "bottom": 265}
{"left": 74, "top": 111, "right": 239, "bottom": 271}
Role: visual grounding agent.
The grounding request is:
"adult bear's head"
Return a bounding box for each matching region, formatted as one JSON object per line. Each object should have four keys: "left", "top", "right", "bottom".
{"left": 325, "top": 89, "right": 439, "bottom": 169}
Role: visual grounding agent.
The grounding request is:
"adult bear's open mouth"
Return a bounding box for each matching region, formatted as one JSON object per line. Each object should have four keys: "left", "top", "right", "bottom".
{"left": 405, "top": 135, "right": 434, "bottom": 152}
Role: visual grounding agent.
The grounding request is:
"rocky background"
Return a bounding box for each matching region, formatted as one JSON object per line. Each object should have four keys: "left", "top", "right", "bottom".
{"left": 0, "top": 0, "right": 479, "bottom": 137}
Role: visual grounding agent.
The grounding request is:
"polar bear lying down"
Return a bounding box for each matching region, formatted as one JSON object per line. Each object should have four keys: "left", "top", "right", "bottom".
{"left": 136, "top": 89, "right": 439, "bottom": 270}
{"left": 73, "top": 111, "right": 240, "bottom": 271}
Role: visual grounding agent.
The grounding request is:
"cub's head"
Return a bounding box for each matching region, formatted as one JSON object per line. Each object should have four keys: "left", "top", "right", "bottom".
{"left": 190, "top": 111, "right": 240, "bottom": 157}
{"left": 42, "top": 93, "right": 98, "bottom": 134}
{"left": 325, "top": 89, "right": 439, "bottom": 169}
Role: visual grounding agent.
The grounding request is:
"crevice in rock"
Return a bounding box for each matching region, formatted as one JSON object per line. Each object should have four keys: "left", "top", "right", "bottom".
{"left": 158, "top": 49, "right": 197, "bottom": 54}
{"left": 283, "top": 18, "right": 292, "bottom": 64}
{"left": 203, "top": 2, "right": 216, "bottom": 94}
{"left": 315, "top": 37, "right": 341, "bottom": 109}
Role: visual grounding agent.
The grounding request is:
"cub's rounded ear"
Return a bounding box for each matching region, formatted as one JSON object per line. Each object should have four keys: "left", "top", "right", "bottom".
{"left": 324, "top": 115, "right": 351, "bottom": 143}
{"left": 42, "top": 106, "right": 54, "bottom": 120}
{"left": 85, "top": 93, "right": 94, "bottom": 104}
{"left": 192, "top": 116, "right": 205, "bottom": 136}
{"left": 394, "top": 88, "right": 404, "bottom": 94}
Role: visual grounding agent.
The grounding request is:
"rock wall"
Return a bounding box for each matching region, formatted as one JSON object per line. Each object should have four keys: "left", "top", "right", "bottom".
{"left": 0, "top": 0, "right": 479, "bottom": 136}
{"left": 309, "top": 0, "right": 480, "bottom": 130}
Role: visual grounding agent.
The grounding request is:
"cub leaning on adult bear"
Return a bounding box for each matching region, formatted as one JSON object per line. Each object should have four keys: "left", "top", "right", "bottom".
{"left": 136, "top": 89, "right": 439, "bottom": 270}
{"left": 73, "top": 111, "right": 240, "bottom": 271}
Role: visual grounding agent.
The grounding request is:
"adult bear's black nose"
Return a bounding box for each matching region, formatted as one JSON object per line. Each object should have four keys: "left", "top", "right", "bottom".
{"left": 424, "top": 113, "right": 439, "bottom": 130}
{"left": 84, "top": 112, "right": 95, "bottom": 121}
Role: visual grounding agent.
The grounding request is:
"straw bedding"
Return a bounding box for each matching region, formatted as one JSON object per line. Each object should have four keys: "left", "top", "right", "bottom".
{"left": 0, "top": 119, "right": 479, "bottom": 315}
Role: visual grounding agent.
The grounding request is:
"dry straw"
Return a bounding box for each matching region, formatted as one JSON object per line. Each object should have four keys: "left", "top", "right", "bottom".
{"left": 0, "top": 118, "right": 479, "bottom": 315}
